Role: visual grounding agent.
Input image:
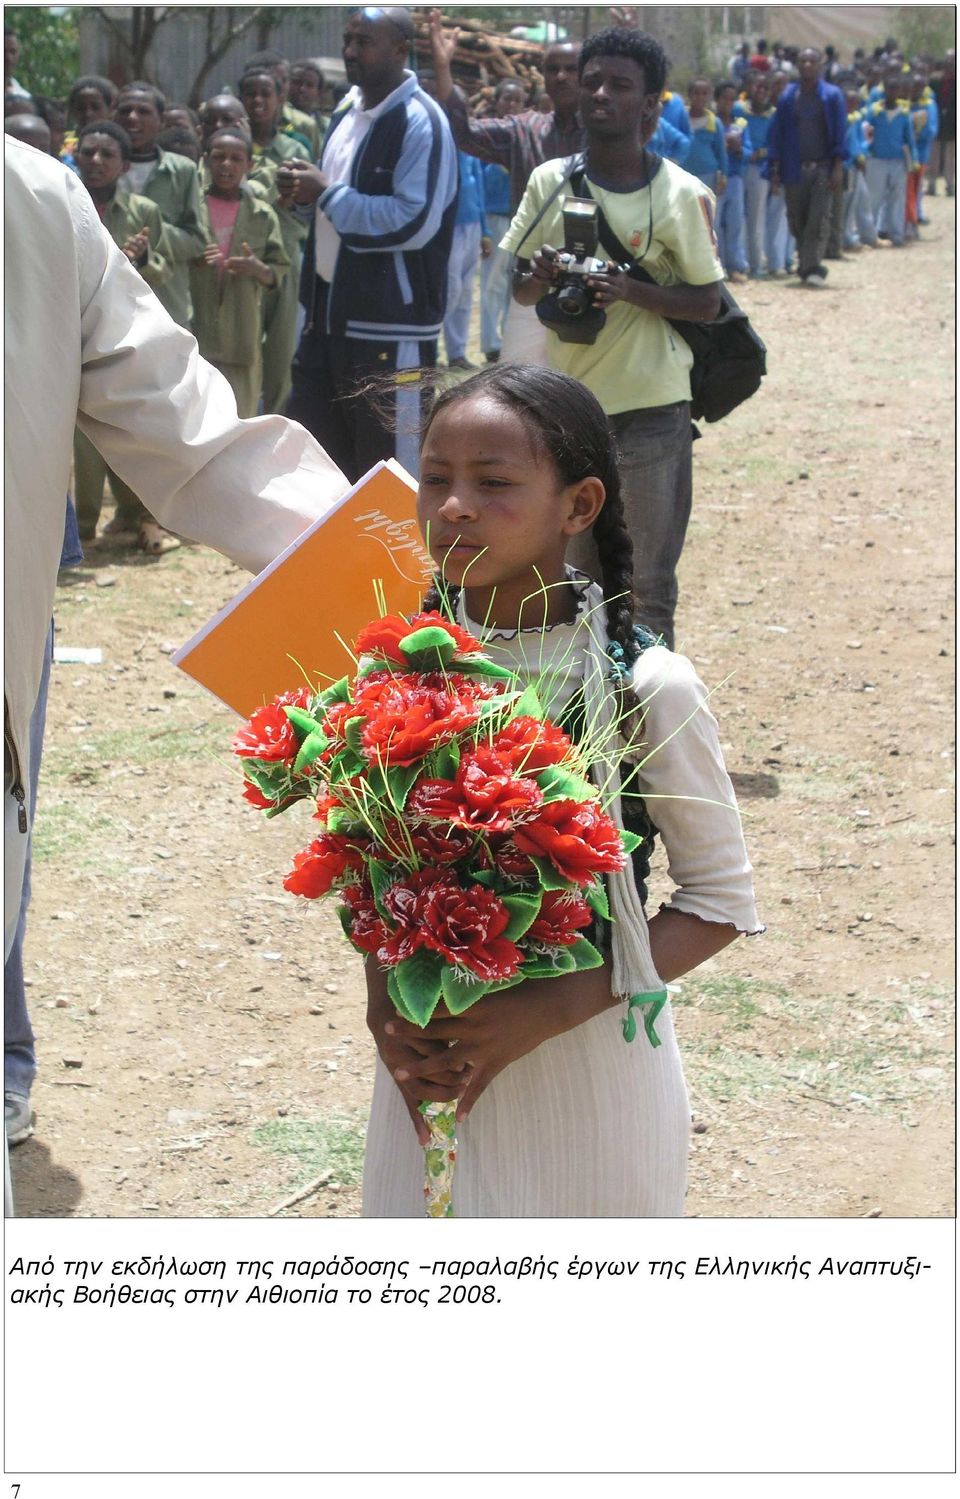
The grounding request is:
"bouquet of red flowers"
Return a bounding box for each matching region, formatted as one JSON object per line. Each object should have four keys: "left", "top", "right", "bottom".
{"left": 233, "top": 611, "right": 642, "bottom": 1213}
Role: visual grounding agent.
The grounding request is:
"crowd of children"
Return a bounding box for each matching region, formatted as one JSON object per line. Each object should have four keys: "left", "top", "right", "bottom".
{"left": 3, "top": 25, "right": 955, "bottom": 513}
{"left": 4, "top": 35, "right": 332, "bottom": 553}
{"left": 683, "top": 38, "right": 954, "bottom": 281}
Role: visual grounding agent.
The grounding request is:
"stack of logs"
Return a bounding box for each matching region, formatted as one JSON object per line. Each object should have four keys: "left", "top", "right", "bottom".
{"left": 411, "top": 9, "right": 547, "bottom": 111}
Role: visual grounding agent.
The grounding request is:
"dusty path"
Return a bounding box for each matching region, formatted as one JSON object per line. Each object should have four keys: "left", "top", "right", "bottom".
{"left": 11, "top": 199, "right": 955, "bottom": 1220}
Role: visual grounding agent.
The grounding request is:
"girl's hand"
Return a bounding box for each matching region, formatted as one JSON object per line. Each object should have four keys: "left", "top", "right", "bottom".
{"left": 716, "top": 171, "right": 727, "bottom": 195}
{"left": 365, "top": 965, "right": 466, "bottom": 1145}
{"left": 202, "top": 242, "right": 224, "bottom": 266}
{"left": 389, "top": 965, "right": 615, "bottom": 1120}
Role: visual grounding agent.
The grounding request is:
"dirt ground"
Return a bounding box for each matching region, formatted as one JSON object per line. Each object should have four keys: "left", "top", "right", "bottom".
{"left": 11, "top": 199, "right": 955, "bottom": 1220}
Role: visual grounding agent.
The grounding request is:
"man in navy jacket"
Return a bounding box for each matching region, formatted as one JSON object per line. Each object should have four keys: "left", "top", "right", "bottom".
{"left": 282, "top": 6, "right": 458, "bottom": 480}
{"left": 767, "top": 47, "right": 846, "bottom": 287}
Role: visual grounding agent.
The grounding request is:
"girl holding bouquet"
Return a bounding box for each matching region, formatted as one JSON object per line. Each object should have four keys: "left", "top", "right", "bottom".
{"left": 361, "top": 365, "right": 762, "bottom": 1216}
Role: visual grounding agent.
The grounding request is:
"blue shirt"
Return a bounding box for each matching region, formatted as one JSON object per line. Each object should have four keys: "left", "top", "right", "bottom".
{"left": 648, "top": 116, "right": 690, "bottom": 165}
{"left": 660, "top": 92, "right": 691, "bottom": 137}
{"left": 767, "top": 80, "right": 847, "bottom": 184}
{"left": 720, "top": 115, "right": 753, "bottom": 178}
{"left": 482, "top": 160, "right": 511, "bottom": 217}
{"left": 845, "top": 110, "right": 869, "bottom": 164}
{"left": 734, "top": 101, "right": 775, "bottom": 161}
{"left": 454, "top": 150, "right": 487, "bottom": 231}
{"left": 865, "top": 101, "right": 917, "bottom": 161}
{"left": 685, "top": 112, "right": 728, "bottom": 180}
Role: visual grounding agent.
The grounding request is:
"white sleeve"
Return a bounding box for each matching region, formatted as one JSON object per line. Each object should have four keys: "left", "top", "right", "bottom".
{"left": 72, "top": 176, "right": 348, "bottom": 577}
{"left": 628, "top": 647, "right": 762, "bottom": 933}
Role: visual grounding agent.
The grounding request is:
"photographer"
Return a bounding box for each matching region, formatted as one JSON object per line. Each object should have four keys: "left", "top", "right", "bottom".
{"left": 501, "top": 28, "right": 723, "bottom": 649}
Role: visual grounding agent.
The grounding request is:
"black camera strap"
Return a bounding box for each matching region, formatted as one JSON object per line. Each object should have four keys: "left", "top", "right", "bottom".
{"left": 510, "top": 152, "right": 587, "bottom": 261}
{"left": 568, "top": 159, "right": 657, "bottom": 284}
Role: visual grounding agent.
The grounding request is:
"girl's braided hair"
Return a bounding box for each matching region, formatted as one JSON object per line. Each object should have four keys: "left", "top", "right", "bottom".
{"left": 419, "top": 365, "right": 641, "bottom": 680}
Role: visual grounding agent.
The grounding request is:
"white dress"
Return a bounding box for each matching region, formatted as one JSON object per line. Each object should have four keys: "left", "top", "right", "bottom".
{"left": 362, "top": 602, "right": 761, "bottom": 1217}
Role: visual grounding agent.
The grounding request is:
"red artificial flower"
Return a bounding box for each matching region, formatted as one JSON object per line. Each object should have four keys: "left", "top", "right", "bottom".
{"left": 490, "top": 837, "right": 537, "bottom": 880}
{"left": 241, "top": 778, "right": 277, "bottom": 810}
{"left": 528, "top": 889, "right": 593, "bottom": 946}
{"left": 514, "top": 799, "right": 626, "bottom": 886}
{"left": 406, "top": 746, "right": 543, "bottom": 832}
{"left": 232, "top": 700, "right": 301, "bottom": 762}
{"left": 359, "top": 679, "right": 483, "bottom": 767}
{"left": 489, "top": 716, "right": 575, "bottom": 773}
{"left": 378, "top": 870, "right": 520, "bottom": 980}
{"left": 355, "top": 611, "right": 482, "bottom": 664}
{"left": 283, "top": 833, "right": 368, "bottom": 899}
{"left": 341, "top": 884, "right": 389, "bottom": 954}
{"left": 409, "top": 822, "right": 479, "bottom": 867}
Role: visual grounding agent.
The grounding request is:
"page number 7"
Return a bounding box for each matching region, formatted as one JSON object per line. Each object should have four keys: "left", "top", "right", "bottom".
{"left": 12, "top": 1486, "right": 21, "bottom": 1498}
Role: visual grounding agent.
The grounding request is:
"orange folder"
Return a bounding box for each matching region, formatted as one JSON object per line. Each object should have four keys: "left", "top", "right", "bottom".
{"left": 172, "top": 459, "right": 434, "bottom": 718}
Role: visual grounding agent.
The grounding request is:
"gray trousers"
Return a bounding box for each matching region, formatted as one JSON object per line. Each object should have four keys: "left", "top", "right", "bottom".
{"left": 784, "top": 164, "right": 833, "bottom": 278}
{"left": 567, "top": 400, "right": 692, "bottom": 651}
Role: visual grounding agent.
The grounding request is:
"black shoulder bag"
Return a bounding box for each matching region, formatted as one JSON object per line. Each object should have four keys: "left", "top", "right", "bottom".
{"left": 569, "top": 163, "right": 768, "bottom": 424}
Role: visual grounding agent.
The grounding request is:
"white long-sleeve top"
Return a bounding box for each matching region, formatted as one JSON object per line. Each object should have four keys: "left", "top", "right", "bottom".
{"left": 3, "top": 139, "right": 349, "bottom": 924}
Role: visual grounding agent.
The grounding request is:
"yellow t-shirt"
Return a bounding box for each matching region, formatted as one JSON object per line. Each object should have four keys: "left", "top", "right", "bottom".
{"left": 500, "top": 156, "right": 724, "bottom": 414}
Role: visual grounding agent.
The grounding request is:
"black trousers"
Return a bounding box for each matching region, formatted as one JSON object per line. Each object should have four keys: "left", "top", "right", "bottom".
{"left": 285, "top": 279, "right": 436, "bottom": 484}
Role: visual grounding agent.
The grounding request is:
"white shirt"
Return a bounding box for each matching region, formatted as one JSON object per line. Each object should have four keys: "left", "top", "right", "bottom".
{"left": 3, "top": 139, "right": 350, "bottom": 942}
{"left": 314, "top": 76, "right": 413, "bottom": 281}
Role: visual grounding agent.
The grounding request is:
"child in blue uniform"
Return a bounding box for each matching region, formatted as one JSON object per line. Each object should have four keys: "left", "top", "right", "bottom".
{"left": 865, "top": 68, "right": 916, "bottom": 246}
{"left": 843, "top": 88, "right": 878, "bottom": 250}
{"left": 735, "top": 74, "right": 776, "bottom": 276}
{"left": 715, "top": 81, "right": 753, "bottom": 281}
{"left": 685, "top": 77, "right": 727, "bottom": 194}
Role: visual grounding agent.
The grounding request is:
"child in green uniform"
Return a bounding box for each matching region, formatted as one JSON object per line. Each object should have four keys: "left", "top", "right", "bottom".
{"left": 70, "top": 121, "right": 174, "bottom": 545}
{"left": 238, "top": 67, "right": 309, "bottom": 413}
{"left": 190, "top": 127, "right": 289, "bottom": 418}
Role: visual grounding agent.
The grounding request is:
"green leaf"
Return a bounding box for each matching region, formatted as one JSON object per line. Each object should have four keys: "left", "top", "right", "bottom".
{"left": 315, "top": 676, "right": 350, "bottom": 708}
{"left": 513, "top": 683, "right": 545, "bottom": 721}
{"left": 431, "top": 738, "right": 462, "bottom": 780}
{"left": 387, "top": 967, "right": 418, "bottom": 1025}
{"left": 585, "top": 878, "right": 610, "bottom": 921}
{"left": 399, "top": 625, "right": 458, "bottom": 666}
{"left": 469, "top": 867, "right": 497, "bottom": 888}
{"left": 326, "top": 747, "right": 364, "bottom": 781}
{"left": 282, "top": 705, "right": 325, "bottom": 739}
{"left": 620, "top": 829, "right": 643, "bottom": 855}
{"left": 530, "top": 855, "right": 576, "bottom": 893}
{"left": 325, "top": 807, "right": 358, "bottom": 835}
{"left": 534, "top": 765, "right": 596, "bottom": 803}
{"left": 456, "top": 658, "right": 514, "bottom": 681}
{"left": 500, "top": 893, "right": 542, "bottom": 942}
{"left": 395, "top": 948, "right": 444, "bottom": 1026}
{"left": 343, "top": 715, "right": 366, "bottom": 756}
{"left": 293, "top": 731, "right": 329, "bottom": 774}
{"left": 337, "top": 903, "right": 353, "bottom": 939}
{"left": 368, "top": 859, "right": 392, "bottom": 920}
{"left": 384, "top": 761, "right": 421, "bottom": 813}
{"left": 440, "top": 965, "right": 492, "bottom": 1014}
{"left": 358, "top": 656, "right": 392, "bottom": 678}
{"left": 364, "top": 764, "right": 388, "bottom": 802}
{"left": 522, "top": 948, "right": 576, "bottom": 977}
{"left": 567, "top": 937, "right": 604, "bottom": 972}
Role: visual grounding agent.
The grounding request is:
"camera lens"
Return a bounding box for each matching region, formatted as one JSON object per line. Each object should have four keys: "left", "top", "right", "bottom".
{"left": 556, "top": 282, "right": 591, "bottom": 317}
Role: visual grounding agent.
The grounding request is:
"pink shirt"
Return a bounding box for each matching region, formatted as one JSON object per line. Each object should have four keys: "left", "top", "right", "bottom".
{"left": 206, "top": 194, "right": 241, "bottom": 282}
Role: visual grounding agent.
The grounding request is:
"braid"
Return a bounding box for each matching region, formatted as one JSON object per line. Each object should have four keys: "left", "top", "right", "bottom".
{"left": 420, "top": 576, "right": 462, "bottom": 618}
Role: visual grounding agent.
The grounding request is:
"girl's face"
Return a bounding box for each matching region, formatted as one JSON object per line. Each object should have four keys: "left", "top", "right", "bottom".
{"left": 417, "top": 393, "right": 603, "bottom": 626}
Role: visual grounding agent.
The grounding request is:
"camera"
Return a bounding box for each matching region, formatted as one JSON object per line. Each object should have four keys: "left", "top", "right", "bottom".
{"left": 536, "top": 197, "right": 611, "bottom": 345}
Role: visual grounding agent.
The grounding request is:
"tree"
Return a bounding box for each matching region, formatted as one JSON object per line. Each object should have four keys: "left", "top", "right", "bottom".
{"left": 86, "top": 6, "right": 280, "bottom": 99}
{"left": 896, "top": 6, "right": 955, "bottom": 61}
{"left": 5, "top": 5, "right": 81, "bottom": 100}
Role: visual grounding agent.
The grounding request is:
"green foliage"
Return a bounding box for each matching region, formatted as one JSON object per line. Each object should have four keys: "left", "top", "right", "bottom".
{"left": 254, "top": 1114, "right": 366, "bottom": 1189}
{"left": 896, "top": 6, "right": 955, "bottom": 60}
{"left": 6, "top": 6, "right": 80, "bottom": 101}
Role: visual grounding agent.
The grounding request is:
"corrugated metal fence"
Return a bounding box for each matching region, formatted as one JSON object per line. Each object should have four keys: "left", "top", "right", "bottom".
{"left": 78, "top": 6, "right": 353, "bottom": 107}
